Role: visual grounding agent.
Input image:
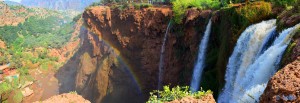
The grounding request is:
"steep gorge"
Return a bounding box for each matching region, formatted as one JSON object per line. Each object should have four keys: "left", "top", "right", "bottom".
{"left": 69, "top": 6, "right": 210, "bottom": 102}
{"left": 55, "top": 2, "right": 300, "bottom": 103}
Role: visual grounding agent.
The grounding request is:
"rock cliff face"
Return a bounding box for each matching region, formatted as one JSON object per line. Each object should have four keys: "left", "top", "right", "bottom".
{"left": 56, "top": 17, "right": 145, "bottom": 103}
{"left": 260, "top": 57, "right": 300, "bottom": 103}
{"left": 55, "top": 2, "right": 285, "bottom": 102}
{"left": 77, "top": 6, "right": 211, "bottom": 102}
{"left": 72, "top": 3, "right": 275, "bottom": 102}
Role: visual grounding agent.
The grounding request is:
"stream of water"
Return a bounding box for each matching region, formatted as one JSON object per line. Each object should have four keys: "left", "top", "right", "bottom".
{"left": 190, "top": 19, "right": 212, "bottom": 92}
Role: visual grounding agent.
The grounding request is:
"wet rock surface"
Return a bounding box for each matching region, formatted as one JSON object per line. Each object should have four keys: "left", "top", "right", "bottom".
{"left": 260, "top": 57, "right": 300, "bottom": 103}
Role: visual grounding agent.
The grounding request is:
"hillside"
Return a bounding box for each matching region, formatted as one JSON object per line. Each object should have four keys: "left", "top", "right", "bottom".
{"left": 0, "top": 2, "right": 82, "bottom": 102}
{"left": 0, "top": 0, "right": 300, "bottom": 103}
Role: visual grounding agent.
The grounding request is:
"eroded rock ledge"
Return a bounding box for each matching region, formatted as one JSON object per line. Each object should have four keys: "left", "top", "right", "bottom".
{"left": 34, "top": 93, "right": 90, "bottom": 103}
{"left": 260, "top": 57, "right": 300, "bottom": 103}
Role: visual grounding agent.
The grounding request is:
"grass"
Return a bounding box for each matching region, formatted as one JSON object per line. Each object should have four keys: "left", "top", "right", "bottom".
{"left": 147, "top": 86, "right": 212, "bottom": 103}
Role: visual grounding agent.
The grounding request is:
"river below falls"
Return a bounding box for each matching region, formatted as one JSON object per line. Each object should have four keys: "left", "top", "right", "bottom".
{"left": 22, "top": 69, "right": 59, "bottom": 103}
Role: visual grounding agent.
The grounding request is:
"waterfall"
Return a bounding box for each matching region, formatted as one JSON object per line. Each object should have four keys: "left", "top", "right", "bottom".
{"left": 190, "top": 19, "right": 212, "bottom": 92}
{"left": 218, "top": 19, "right": 300, "bottom": 103}
{"left": 158, "top": 21, "right": 171, "bottom": 90}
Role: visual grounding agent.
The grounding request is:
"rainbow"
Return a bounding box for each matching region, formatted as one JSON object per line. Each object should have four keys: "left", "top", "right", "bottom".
{"left": 99, "top": 38, "right": 144, "bottom": 93}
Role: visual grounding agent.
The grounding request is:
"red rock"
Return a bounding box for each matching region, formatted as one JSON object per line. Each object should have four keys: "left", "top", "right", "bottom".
{"left": 168, "top": 94, "right": 216, "bottom": 103}
{"left": 260, "top": 57, "right": 300, "bottom": 103}
{"left": 33, "top": 93, "right": 90, "bottom": 103}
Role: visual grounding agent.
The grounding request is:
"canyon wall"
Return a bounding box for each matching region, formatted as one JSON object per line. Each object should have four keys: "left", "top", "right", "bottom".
{"left": 56, "top": 2, "right": 300, "bottom": 102}
{"left": 78, "top": 3, "right": 274, "bottom": 102}
{"left": 74, "top": 6, "right": 212, "bottom": 102}
{"left": 80, "top": 6, "right": 206, "bottom": 102}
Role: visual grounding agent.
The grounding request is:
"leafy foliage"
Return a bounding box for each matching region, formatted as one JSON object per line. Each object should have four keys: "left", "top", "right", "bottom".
{"left": 13, "top": 90, "right": 23, "bottom": 103}
{"left": 0, "top": 15, "right": 73, "bottom": 48}
{"left": 147, "top": 86, "right": 212, "bottom": 103}
{"left": 235, "top": 1, "right": 272, "bottom": 23}
{"left": 171, "top": 0, "right": 220, "bottom": 24}
{"left": 0, "top": 81, "right": 13, "bottom": 95}
{"left": 69, "top": 91, "right": 78, "bottom": 94}
{"left": 133, "top": 3, "right": 153, "bottom": 9}
{"left": 268, "top": 0, "right": 299, "bottom": 7}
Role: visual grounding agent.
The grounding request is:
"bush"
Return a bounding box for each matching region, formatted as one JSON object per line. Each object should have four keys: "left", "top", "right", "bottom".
{"left": 0, "top": 81, "right": 13, "bottom": 95}
{"left": 13, "top": 90, "right": 23, "bottom": 103}
{"left": 269, "top": 0, "right": 298, "bottom": 7}
{"left": 133, "top": 3, "right": 152, "bottom": 9}
{"left": 147, "top": 86, "right": 212, "bottom": 103}
{"left": 172, "top": 0, "right": 220, "bottom": 24}
{"left": 235, "top": 1, "right": 272, "bottom": 23}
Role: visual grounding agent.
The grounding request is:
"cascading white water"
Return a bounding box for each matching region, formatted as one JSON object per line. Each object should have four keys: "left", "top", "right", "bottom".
{"left": 218, "top": 19, "right": 277, "bottom": 103}
{"left": 236, "top": 24, "right": 300, "bottom": 102}
{"left": 158, "top": 21, "right": 171, "bottom": 90}
{"left": 218, "top": 19, "right": 300, "bottom": 103}
{"left": 190, "top": 19, "right": 212, "bottom": 92}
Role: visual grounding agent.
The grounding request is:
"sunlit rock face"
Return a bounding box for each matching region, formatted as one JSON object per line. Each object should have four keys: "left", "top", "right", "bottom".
{"left": 20, "top": 0, "right": 98, "bottom": 11}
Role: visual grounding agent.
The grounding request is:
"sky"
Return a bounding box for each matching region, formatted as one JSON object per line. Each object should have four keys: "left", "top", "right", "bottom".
{"left": 3, "top": 0, "right": 22, "bottom": 3}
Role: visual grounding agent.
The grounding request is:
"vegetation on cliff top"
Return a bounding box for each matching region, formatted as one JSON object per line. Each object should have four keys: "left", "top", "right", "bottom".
{"left": 147, "top": 86, "right": 212, "bottom": 103}
{"left": 172, "top": 0, "right": 220, "bottom": 24}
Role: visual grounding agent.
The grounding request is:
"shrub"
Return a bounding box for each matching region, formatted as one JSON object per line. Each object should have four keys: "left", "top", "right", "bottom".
{"left": 69, "top": 91, "right": 77, "bottom": 94}
{"left": 172, "top": 0, "right": 220, "bottom": 24}
{"left": 147, "top": 86, "right": 212, "bottom": 103}
{"left": 133, "top": 3, "right": 152, "bottom": 9}
{"left": 0, "top": 81, "right": 13, "bottom": 95}
{"left": 269, "top": 0, "right": 298, "bottom": 7}
{"left": 235, "top": 1, "right": 272, "bottom": 23}
{"left": 13, "top": 90, "right": 23, "bottom": 103}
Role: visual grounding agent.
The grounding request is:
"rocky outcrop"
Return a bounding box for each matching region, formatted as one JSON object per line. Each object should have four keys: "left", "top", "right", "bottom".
{"left": 33, "top": 93, "right": 90, "bottom": 103}
{"left": 281, "top": 30, "right": 300, "bottom": 67}
{"left": 279, "top": 2, "right": 300, "bottom": 67}
{"left": 260, "top": 57, "right": 300, "bottom": 103}
{"left": 277, "top": 1, "right": 300, "bottom": 31}
{"left": 260, "top": 3, "right": 300, "bottom": 102}
{"left": 168, "top": 94, "right": 216, "bottom": 103}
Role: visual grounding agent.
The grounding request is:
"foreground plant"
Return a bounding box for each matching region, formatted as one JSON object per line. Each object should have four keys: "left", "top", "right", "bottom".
{"left": 147, "top": 85, "right": 212, "bottom": 103}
